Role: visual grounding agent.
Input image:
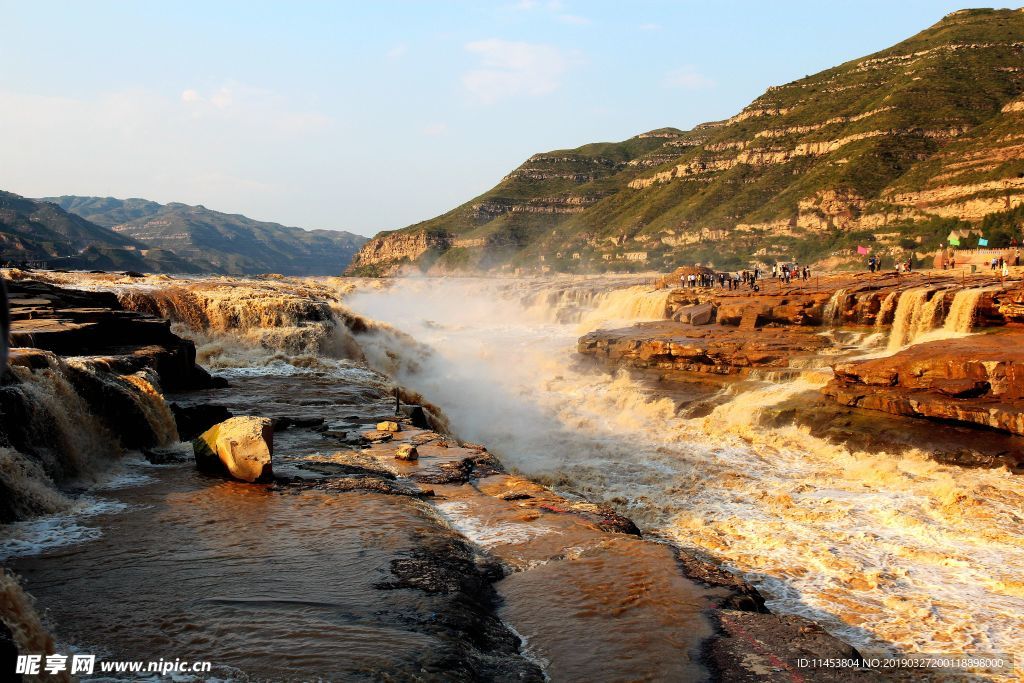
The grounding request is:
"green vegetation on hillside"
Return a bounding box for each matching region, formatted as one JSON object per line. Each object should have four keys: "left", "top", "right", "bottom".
{"left": 351, "top": 8, "right": 1024, "bottom": 274}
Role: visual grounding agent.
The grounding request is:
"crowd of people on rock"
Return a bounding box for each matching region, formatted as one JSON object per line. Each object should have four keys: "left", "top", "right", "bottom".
{"left": 868, "top": 255, "right": 914, "bottom": 273}
{"left": 678, "top": 262, "right": 810, "bottom": 291}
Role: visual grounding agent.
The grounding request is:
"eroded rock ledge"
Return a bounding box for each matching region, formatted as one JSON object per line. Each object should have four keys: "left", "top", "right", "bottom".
{"left": 825, "top": 332, "right": 1024, "bottom": 436}
{"left": 578, "top": 272, "right": 1024, "bottom": 465}
{"left": 579, "top": 322, "right": 829, "bottom": 377}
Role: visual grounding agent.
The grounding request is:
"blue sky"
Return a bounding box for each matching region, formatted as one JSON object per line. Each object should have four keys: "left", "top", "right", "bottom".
{"left": 0, "top": 0, "right": 974, "bottom": 236}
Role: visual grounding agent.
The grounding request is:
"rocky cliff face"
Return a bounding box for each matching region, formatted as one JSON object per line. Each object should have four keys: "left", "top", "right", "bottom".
{"left": 346, "top": 230, "right": 453, "bottom": 274}
{"left": 352, "top": 8, "right": 1024, "bottom": 274}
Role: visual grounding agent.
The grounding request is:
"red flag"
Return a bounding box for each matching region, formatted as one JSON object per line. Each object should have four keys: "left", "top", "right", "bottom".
{"left": 857, "top": 246, "right": 869, "bottom": 255}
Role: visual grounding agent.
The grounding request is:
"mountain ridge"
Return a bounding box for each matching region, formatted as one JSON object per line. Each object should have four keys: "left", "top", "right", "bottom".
{"left": 39, "top": 195, "right": 367, "bottom": 275}
{"left": 348, "top": 7, "right": 1024, "bottom": 275}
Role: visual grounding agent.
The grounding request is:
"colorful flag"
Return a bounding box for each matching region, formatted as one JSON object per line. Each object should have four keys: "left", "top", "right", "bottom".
{"left": 949, "top": 236, "right": 960, "bottom": 246}
{"left": 857, "top": 245, "right": 869, "bottom": 255}
{"left": 978, "top": 237, "right": 989, "bottom": 246}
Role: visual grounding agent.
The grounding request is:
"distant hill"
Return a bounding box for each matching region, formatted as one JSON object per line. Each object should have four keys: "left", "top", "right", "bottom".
{"left": 349, "top": 8, "right": 1024, "bottom": 274}
{"left": 43, "top": 196, "right": 367, "bottom": 275}
{"left": 0, "top": 190, "right": 196, "bottom": 272}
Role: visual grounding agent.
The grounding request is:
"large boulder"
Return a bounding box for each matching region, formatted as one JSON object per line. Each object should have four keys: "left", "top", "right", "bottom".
{"left": 673, "top": 302, "right": 715, "bottom": 325}
{"left": 193, "top": 416, "right": 273, "bottom": 482}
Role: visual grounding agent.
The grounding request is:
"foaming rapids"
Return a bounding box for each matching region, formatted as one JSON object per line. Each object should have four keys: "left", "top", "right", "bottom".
{"left": 344, "top": 277, "right": 1024, "bottom": 666}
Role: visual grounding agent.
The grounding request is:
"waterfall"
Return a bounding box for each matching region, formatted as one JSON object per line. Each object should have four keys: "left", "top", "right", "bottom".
{"left": 119, "top": 371, "right": 180, "bottom": 445}
{"left": 911, "top": 290, "right": 947, "bottom": 340}
{"left": 874, "top": 291, "right": 899, "bottom": 330}
{"left": 118, "top": 284, "right": 363, "bottom": 366}
{"left": 0, "top": 572, "right": 66, "bottom": 681}
{"left": 578, "top": 286, "right": 670, "bottom": 329}
{"left": 886, "top": 286, "right": 992, "bottom": 351}
{"left": 0, "top": 352, "right": 179, "bottom": 523}
{"left": 943, "top": 288, "right": 989, "bottom": 334}
{"left": 5, "top": 354, "right": 119, "bottom": 482}
{"left": 342, "top": 276, "right": 1024, "bottom": 661}
{"left": 0, "top": 448, "right": 72, "bottom": 522}
{"left": 822, "top": 288, "right": 848, "bottom": 325}
{"left": 886, "top": 288, "right": 930, "bottom": 351}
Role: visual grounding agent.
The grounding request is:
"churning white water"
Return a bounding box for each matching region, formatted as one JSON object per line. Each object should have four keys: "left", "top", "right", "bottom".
{"left": 344, "top": 277, "right": 1024, "bottom": 670}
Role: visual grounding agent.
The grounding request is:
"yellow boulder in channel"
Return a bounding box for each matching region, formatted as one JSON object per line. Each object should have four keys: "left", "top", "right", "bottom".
{"left": 193, "top": 416, "right": 274, "bottom": 482}
{"left": 376, "top": 421, "right": 401, "bottom": 432}
{"left": 395, "top": 444, "right": 418, "bottom": 461}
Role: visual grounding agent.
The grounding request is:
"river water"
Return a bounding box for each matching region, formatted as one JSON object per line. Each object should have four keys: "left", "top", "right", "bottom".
{"left": 3, "top": 272, "right": 1022, "bottom": 680}
{"left": 344, "top": 276, "right": 1024, "bottom": 667}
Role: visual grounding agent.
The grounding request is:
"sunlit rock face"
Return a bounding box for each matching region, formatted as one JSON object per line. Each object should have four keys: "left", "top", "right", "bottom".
{"left": 826, "top": 332, "right": 1024, "bottom": 434}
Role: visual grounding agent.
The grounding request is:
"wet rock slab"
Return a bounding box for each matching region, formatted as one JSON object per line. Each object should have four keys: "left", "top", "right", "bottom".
{"left": 344, "top": 419, "right": 868, "bottom": 681}
{"left": 825, "top": 330, "right": 1024, "bottom": 439}
{"left": 579, "top": 321, "right": 829, "bottom": 376}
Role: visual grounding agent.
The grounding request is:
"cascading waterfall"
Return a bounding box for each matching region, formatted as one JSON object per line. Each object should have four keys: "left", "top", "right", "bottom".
{"left": 822, "top": 288, "right": 848, "bottom": 325}
{"left": 0, "top": 572, "right": 66, "bottom": 681}
{"left": 117, "top": 284, "right": 366, "bottom": 367}
{"left": 118, "top": 371, "right": 180, "bottom": 445}
{"left": 0, "top": 448, "right": 73, "bottom": 522}
{"left": 943, "top": 287, "right": 991, "bottom": 334}
{"left": 911, "top": 289, "right": 947, "bottom": 340}
{"left": 874, "top": 290, "right": 899, "bottom": 330}
{"left": 520, "top": 285, "right": 605, "bottom": 323}
{"left": 578, "top": 286, "right": 670, "bottom": 329}
{"left": 5, "top": 355, "right": 119, "bottom": 482}
{"left": 886, "top": 285, "right": 996, "bottom": 352}
{"left": 0, "top": 353, "right": 179, "bottom": 523}
{"left": 886, "top": 288, "right": 930, "bottom": 351}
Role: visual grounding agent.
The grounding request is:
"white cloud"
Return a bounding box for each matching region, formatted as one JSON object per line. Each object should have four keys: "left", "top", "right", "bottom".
{"left": 462, "top": 39, "right": 580, "bottom": 104}
{"left": 664, "top": 66, "right": 714, "bottom": 89}
{"left": 177, "top": 83, "right": 330, "bottom": 132}
{"left": 386, "top": 43, "right": 408, "bottom": 61}
{"left": 557, "top": 13, "right": 590, "bottom": 25}
{"left": 639, "top": 22, "right": 661, "bottom": 31}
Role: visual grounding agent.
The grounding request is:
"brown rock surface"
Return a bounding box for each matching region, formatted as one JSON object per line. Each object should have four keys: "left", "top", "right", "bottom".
{"left": 824, "top": 331, "right": 1024, "bottom": 435}
{"left": 579, "top": 321, "right": 829, "bottom": 376}
{"left": 5, "top": 279, "right": 223, "bottom": 391}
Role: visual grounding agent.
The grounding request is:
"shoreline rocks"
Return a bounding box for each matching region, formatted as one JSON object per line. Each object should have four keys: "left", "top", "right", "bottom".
{"left": 580, "top": 322, "right": 829, "bottom": 376}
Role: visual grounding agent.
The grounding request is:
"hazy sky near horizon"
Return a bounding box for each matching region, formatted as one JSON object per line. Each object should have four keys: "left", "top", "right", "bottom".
{"left": 1, "top": 0, "right": 974, "bottom": 236}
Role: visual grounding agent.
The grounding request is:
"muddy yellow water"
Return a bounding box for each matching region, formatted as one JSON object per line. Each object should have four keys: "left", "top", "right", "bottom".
{"left": 345, "top": 277, "right": 1024, "bottom": 674}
